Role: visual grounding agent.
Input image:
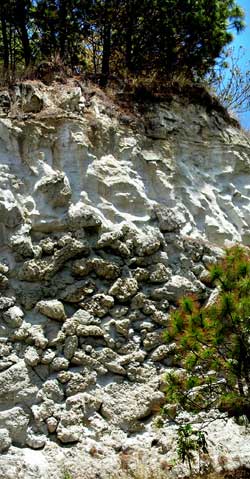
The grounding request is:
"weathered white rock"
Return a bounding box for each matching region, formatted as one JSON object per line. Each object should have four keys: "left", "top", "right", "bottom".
{"left": 32, "top": 399, "right": 55, "bottom": 422}
{"left": 109, "top": 278, "right": 138, "bottom": 302}
{"left": 0, "top": 262, "right": 9, "bottom": 274}
{"left": 56, "top": 422, "right": 84, "bottom": 443}
{"left": 154, "top": 206, "right": 183, "bottom": 232}
{"left": 72, "top": 257, "right": 120, "bottom": 279}
{"left": 41, "top": 349, "right": 56, "bottom": 365}
{"left": 50, "top": 356, "right": 69, "bottom": 371}
{"left": 62, "top": 309, "right": 99, "bottom": 336}
{"left": 59, "top": 280, "right": 94, "bottom": 302}
{"left": 149, "top": 263, "right": 171, "bottom": 283}
{"left": 150, "top": 343, "right": 176, "bottom": 362}
{"left": 66, "top": 392, "right": 102, "bottom": 418}
{"left": 1, "top": 83, "right": 250, "bottom": 478}
{"left": 68, "top": 201, "right": 102, "bottom": 230}
{"left": 0, "top": 272, "right": 8, "bottom": 289}
{"left": 0, "top": 295, "right": 15, "bottom": 311}
{"left": 0, "top": 407, "right": 29, "bottom": 445}
{"left": 0, "top": 361, "right": 39, "bottom": 407}
{"left": 0, "top": 428, "right": 12, "bottom": 452}
{"left": 26, "top": 428, "right": 47, "bottom": 449}
{"left": 135, "top": 231, "right": 162, "bottom": 256}
{"left": 39, "top": 237, "right": 55, "bottom": 254}
{"left": 76, "top": 325, "right": 104, "bottom": 337}
{"left": 133, "top": 267, "right": 150, "bottom": 282}
{"left": 100, "top": 382, "right": 164, "bottom": 432}
{"left": 36, "top": 300, "right": 66, "bottom": 321}
{"left": 10, "top": 234, "right": 35, "bottom": 258}
{"left": 0, "top": 189, "right": 23, "bottom": 228}
{"left": 151, "top": 309, "right": 168, "bottom": 326}
{"left": 155, "top": 275, "right": 205, "bottom": 302}
{"left": 65, "top": 371, "right": 96, "bottom": 396}
{"left": 0, "top": 85, "right": 249, "bottom": 247}
{"left": 46, "top": 416, "right": 58, "bottom": 433}
{"left": 80, "top": 293, "right": 114, "bottom": 317}
{"left": 19, "top": 238, "right": 89, "bottom": 281}
{"left": 24, "top": 346, "right": 40, "bottom": 366}
{"left": 37, "top": 379, "right": 64, "bottom": 403}
{"left": 63, "top": 335, "right": 78, "bottom": 359}
{"left": 20, "top": 82, "right": 44, "bottom": 112}
{"left": 3, "top": 306, "right": 24, "bottom": 328}
{"left": 114, "top": 318, "right": 131, "bottom": 337}
{"left": 28, "top": 325, "right": 48, "bottom": 349}
{"left": 143, "top": 330, "right": 165, "bottom": 351}
{"left": 35, "top": 172, "right": 71, "bottom": 207}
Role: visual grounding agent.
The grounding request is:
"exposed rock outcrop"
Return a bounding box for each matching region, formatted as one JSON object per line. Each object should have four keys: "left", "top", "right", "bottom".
{"left": 0, "top": 80, "right": 250, "bottom": 478}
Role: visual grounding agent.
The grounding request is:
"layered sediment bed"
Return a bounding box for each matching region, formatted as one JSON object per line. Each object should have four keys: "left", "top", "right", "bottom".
{"left": 0, "top": 80, "right": 250, "bottom": 478}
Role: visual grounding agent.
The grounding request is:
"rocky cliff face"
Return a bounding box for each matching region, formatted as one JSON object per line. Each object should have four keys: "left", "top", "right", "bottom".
{"left": 0, "top": 81, "right": 250, "bottom": 478}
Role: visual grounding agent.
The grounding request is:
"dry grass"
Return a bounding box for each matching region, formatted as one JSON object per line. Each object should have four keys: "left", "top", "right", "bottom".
{"left": 85, "top": 461, "right": 250, "bottom": 479}
{"left": 63, "top": 459, "right": 250, "bottom": 479}
{"left": 194, "top": 470, "right": 250, "bottom": 479}
{"left": 107, "top": 468, "right": 250, "bottom": 479}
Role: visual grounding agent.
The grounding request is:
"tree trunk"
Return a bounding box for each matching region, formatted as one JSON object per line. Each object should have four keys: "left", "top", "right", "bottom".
{"left": 100, "top": 22, "right": 111, "bottom": 86}
{"left": 20, "top": 24, "right": 31, "bottom": 66}
{"left": 237, "top": 340, "right": 245, "bottom": 397}
{"left": 15, "top": 0, "right": 31, "bottom": 67}
{"left": 1, "top": 13, "right": 9, "bottom": 70}
{"left": 125, "top": 0, "right": 136, "bottom": 72}
{"left": 9, "top": 25, "right": 13, "bottom": 71}
{"left": 59, "top": 0, "right": 67, "bottom": 60}
{"left": 125, "top": 22, "right": 132, "bottom": 71}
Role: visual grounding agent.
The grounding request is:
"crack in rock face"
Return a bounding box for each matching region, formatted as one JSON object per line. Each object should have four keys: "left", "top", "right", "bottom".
{"left": 0, "top": 81, "right": 250, "bottom": 478}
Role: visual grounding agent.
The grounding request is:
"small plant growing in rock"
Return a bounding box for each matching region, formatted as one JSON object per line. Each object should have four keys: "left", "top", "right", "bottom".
{"left": 63, "top": 471, "right": 73, "bottom": 479}
{"left": 176, "top": 424, "right": 208, "bottom": 474}
{"left": 164, "top": 245, "right": 250, "bottom": 420}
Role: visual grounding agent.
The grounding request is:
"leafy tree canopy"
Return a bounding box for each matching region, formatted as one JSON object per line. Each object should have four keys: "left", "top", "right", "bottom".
{"left": 0, "top": 0, "right": 245, "bottom": 85}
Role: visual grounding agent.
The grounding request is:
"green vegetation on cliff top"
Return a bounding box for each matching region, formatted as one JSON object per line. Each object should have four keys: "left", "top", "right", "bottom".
{"left": 0, "top": 0, "right": 245, "bottom": 87}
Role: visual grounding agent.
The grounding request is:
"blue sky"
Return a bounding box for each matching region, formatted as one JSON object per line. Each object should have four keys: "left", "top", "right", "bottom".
{"left": 232, "top": 0, "right": 250, "bottom": 127}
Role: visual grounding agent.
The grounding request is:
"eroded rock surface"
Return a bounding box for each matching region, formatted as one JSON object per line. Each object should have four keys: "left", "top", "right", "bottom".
{"left": 0, "top": 80, "right": 250, "bottom": 478}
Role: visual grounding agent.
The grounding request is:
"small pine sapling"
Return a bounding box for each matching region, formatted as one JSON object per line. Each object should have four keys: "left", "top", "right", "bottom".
{"left": 164, "top": 245, "right": 250, "bottom": 420}
{"left": 176, "top": 424, "right": 208, "bottom": 474}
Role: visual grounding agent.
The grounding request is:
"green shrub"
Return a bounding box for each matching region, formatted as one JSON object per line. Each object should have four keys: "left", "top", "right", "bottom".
{"left": 177, "top": 424, "right": 208, "bottom": 474}
{"left": 164, "top": 245, "right": 250, "bottom": 420}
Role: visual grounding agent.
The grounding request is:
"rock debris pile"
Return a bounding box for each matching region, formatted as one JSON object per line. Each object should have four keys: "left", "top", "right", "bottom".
{"left": 1, "top": 197, "right": 216, "bottom": 448}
